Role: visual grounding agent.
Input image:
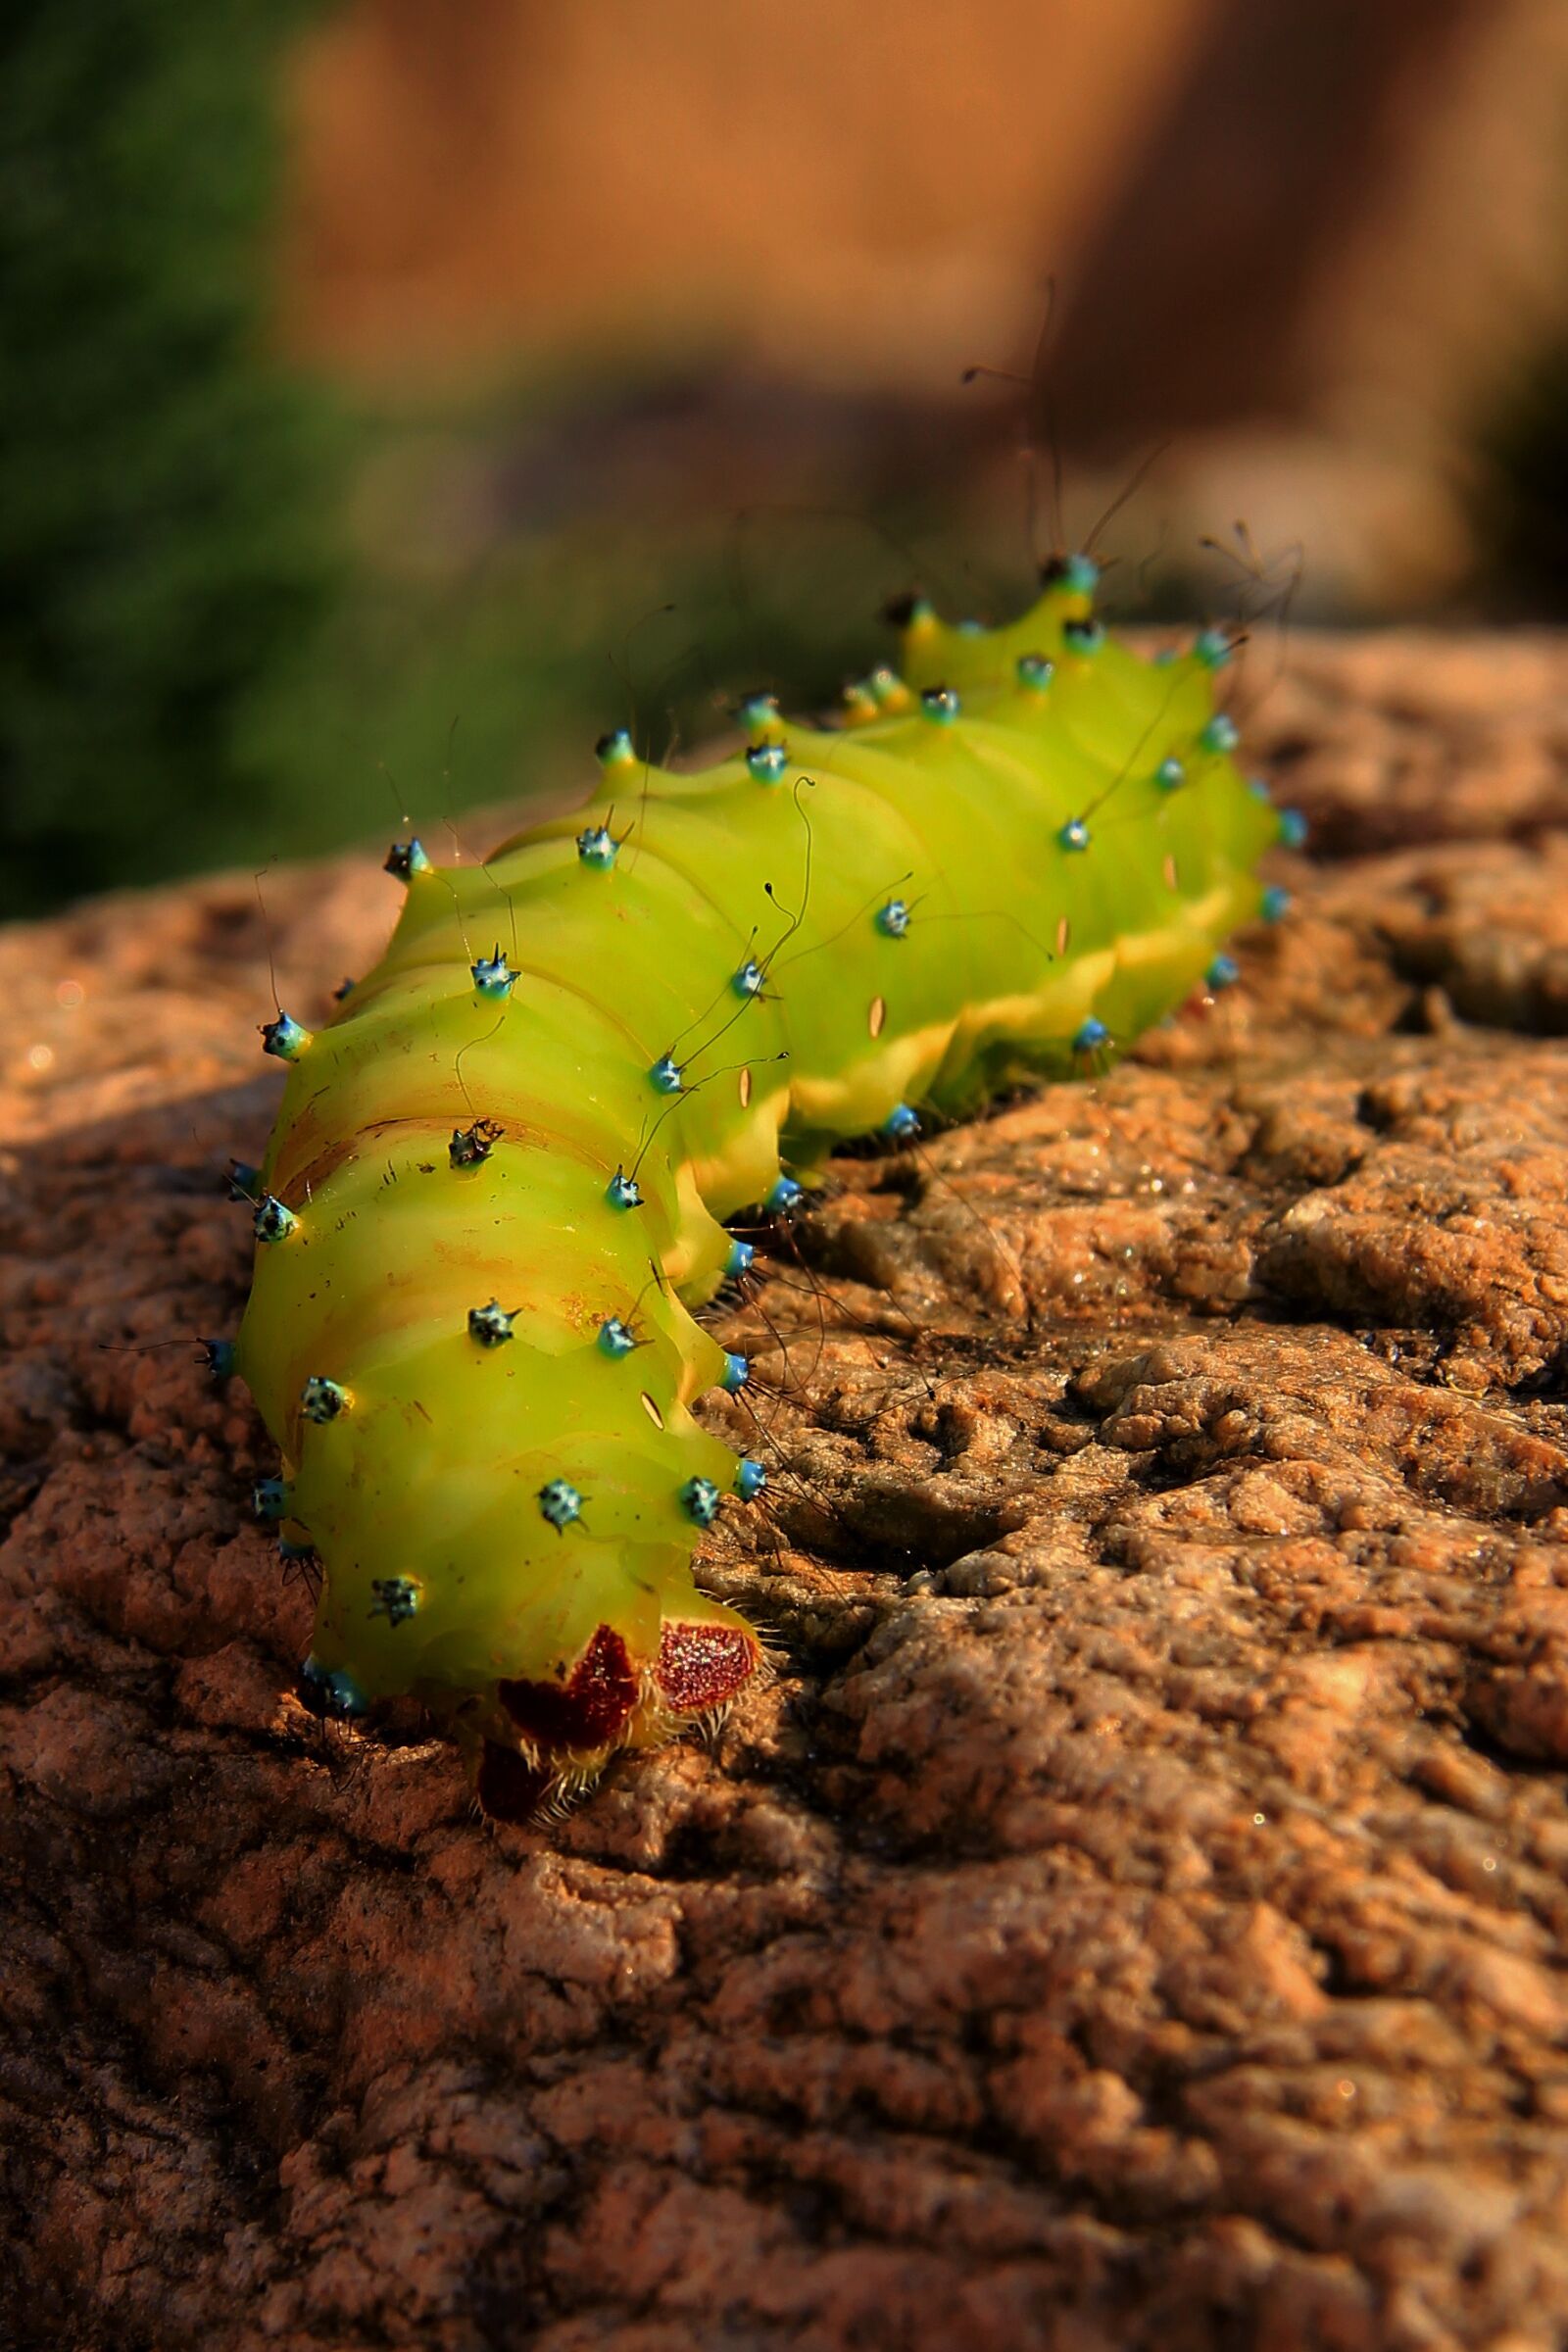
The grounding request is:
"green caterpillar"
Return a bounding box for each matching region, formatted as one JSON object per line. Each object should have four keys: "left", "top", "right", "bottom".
{"left": 231, "top": 559, "right": 1291, "bottom": 1818}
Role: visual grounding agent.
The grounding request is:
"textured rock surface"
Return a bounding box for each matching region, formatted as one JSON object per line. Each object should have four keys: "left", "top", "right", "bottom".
{"left": 3, "top": 629, "right": 1568, "bottom": 2351}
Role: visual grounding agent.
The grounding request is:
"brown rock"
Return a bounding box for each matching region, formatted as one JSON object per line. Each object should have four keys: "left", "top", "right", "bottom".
{"left": 4, "top": 631, "right": 1568, "bottom": 2348}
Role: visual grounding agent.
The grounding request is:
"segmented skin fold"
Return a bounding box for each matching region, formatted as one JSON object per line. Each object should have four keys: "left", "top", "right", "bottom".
{"left": 234, "top": 570, "right": 1285, "bottom": 1813}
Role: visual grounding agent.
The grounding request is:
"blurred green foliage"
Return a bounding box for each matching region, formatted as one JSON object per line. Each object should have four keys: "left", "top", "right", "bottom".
{"left": 0, "top": 0, "right": 947, "bottom": 921}
{"left": 0, "top": 1, "right": 1047, "bottom": 921}
{"left": 0, "top": 0, "right": 341, "bottom": 918}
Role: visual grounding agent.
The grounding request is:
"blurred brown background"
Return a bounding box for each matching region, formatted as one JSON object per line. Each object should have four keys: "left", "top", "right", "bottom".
{"left": 283, "top": 0, "right": 1568, "bottom": 610}
{"left": 3, "top": 0, "right": 1565, "bottom": 916}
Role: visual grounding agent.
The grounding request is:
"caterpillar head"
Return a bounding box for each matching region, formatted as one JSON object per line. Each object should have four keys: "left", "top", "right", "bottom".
{"left": 245, "top": 1230, "right": 767, "bottom": 1820}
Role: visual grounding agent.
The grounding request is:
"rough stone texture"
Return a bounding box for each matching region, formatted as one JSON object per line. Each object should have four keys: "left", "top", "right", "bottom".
{"left": 3, "top": 629, "right": 1568, "bottom": 2351}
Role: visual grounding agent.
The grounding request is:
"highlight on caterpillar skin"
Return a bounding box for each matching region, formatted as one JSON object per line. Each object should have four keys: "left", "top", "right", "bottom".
{"left": 230, "top": 560, "right": 1293, "bottom": 1819}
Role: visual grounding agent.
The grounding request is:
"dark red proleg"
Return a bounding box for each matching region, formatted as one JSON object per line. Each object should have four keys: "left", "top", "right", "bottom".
{"left": 499, "top": 1622, "right": 639, "bottom": 1754}
{"left": 655, "top": 1621, "right": 759, "bottom": 1713}
{"left": 475, "top": 1740, "right": 552, "bottom": 1824}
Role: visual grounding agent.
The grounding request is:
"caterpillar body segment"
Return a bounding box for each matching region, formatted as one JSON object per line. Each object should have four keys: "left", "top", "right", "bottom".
{"left": 235, "top": 571, "right": 1283, "bottom": 1814}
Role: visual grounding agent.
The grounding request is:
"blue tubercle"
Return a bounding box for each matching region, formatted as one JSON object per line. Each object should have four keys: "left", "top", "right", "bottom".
{"left": 1154, "top": 758, "right": 1185, "bottom": 792}
{"left": 449, "top": 1120, "right": 500, "bottom": 1169}
{"left": 296, "top": 1656, "right": 368, "bottom": 1721}
{"left": 253, "top": 1476, "right": 289, "bottom": 1520}
{"left": 1057, "top": 818, "right": 1091, "bottom": 853}
{"left": 261, "top": 1011, "right": 310, "bottom": 1062}
{"left": 1194, "top": 628, "right": 1232, "bottom": 669}
{"left": 384, "top": 838, "right": 431, "bottom": 881}
{"left": 720, "top": 1351, "right": 749, "bottom": 1394}
{"left": 301, "top": 1375, "right": 349, "bottom": 1423}
{"left": 1055, "top": 553, "right": 1100, "bottom": 597}
{"left": 767, "top": 1176, "right": 803, "bottom": 1216}
{"left": 735, "top": 1458, "right": 767, "bottom": 1501}
{"left": 598, "top": 1316, "right": 638, "bottom": 1359}
{"left": 576, "top": 823, "right": 619, "bottom": 869}
{"left": 920, "top": 685, "right": 960, "bottom": 723}
{"left": 580, "top": 823, "right": 620, "bottom": 870}
{"left": 1261, "top": 885, "right": 1291, "bottom": 924}
{"left": 1206, "top": 954, "right": 1240, "bottom": 991}
{"left": 606, "top": 1169, "right": 643, "bottom": 1211}
{"left": 746, "top": 741, "right": 788, "bottom": 784}
{"left": 538, "top": 1479, "right": 584, "bottom": 1532}
{"left": 732, "top": 958, "right": 764, "bottom": 999}
{"left": 1200, "top": 713, "right": 1240, "bottom": 756}
{"left": 467, "top": 1300, "right": 516, "bottom": 1347}
{"left": 1015, "top": 654, "right": 1054, "bottom": 692}
{"left": 369, "top": 1576, "right": 420, "bottom": 1627}
{"left": 1278, "top": 808, "right": 1309, "bottom": 849}
{"left": 876, "top": 900, "right": 910, "bottom": 940}
{"left": 471, "top": 950, "right": 516, "bottom": 1000}
{"left": 725, "top": 1238, "right": 755, "bottom": 1280}
{"left": 649, "top": 1054, "right": 684, "bottom": 1094}
{"left": 1073, "top": 1017, "right": 1110, "bottom": 1054}
{"left": 680, "top": 1476, "right": 722, "bottom": 1529}
{"left": 883, "top": 1103, "right": 921, "bottom": 1142}
{"left": 253, "top": 1195, "right": 297, "bottom": 1245}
